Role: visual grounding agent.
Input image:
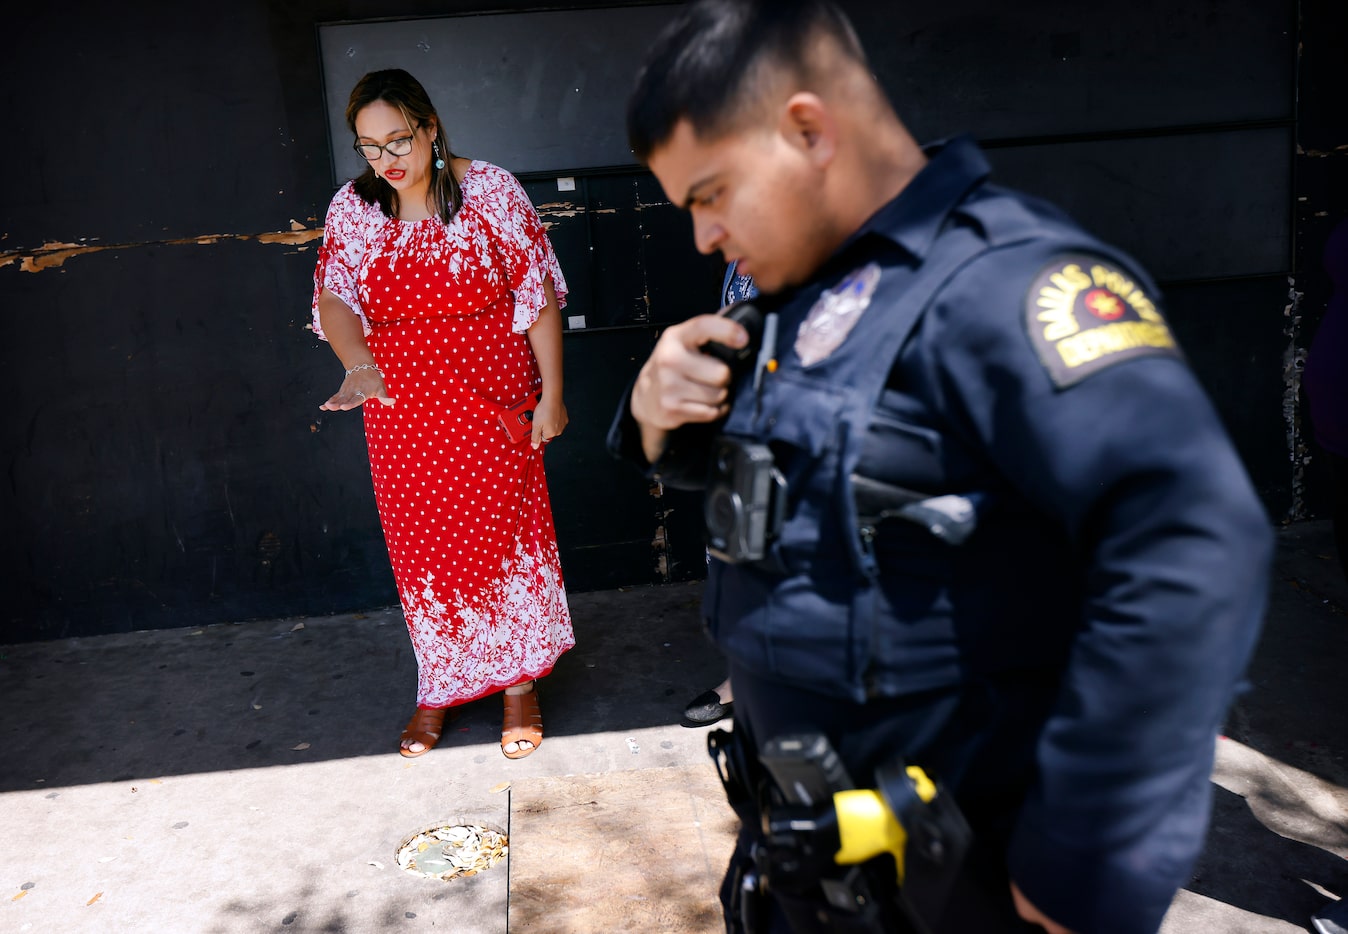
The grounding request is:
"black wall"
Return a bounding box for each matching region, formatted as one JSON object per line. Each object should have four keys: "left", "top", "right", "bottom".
{"left": 1, "top": 1, "right": 1341, "bottom": 644}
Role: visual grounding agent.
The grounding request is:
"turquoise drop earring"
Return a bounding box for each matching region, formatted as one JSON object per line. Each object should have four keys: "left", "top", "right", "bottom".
{"left": 433, "top": 141, "right": 446, "bottom": 170}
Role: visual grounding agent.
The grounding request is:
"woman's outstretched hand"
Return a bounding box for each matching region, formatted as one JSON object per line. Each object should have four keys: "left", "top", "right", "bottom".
{"left": 320, "top": 370, "right": 395, "bottom": 411}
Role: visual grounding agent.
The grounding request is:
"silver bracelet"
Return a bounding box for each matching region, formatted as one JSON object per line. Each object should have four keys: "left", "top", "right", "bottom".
{"left": 345, "top": 363, "right": 383, "bottom": 378}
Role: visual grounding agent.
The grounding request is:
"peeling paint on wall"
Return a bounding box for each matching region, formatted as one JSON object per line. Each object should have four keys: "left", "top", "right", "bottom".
{"left": 1299, "top": 144, "right": 1348, "bottom": 158}
{"left": 1282, "top": 276, "right": 1309, "bottom": 522}
{"left": 536, "top": 201, "right": 586, "bottom": 231}
{"left": 535, "top": 200, "right": 582, "bottom": 216}
{"left": 651, "top": 522, "right": 667, "bottom": 579}
{"left": 648, "top": 483, "right": 671, "bottom": 582}
{"left": 650, "top": 505, "right": 679, "bottom": 583}
{"left": 2, "top": 222, "right": 324, "bottom": 273}
{"left": 635, "top": 178, "right": 654, "bottom": 321}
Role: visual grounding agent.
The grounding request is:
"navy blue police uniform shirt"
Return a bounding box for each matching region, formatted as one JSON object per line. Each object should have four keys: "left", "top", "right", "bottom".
{"left": 722, "top": 260, "right": 758, "bottom": 306}
{"left": 607, "top": 135, "right": 1273, "bottom": 934}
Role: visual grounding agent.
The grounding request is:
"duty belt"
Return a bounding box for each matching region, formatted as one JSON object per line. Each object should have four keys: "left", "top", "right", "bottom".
{"left": 709, "top": 728, "right": 972, "bottom": 934}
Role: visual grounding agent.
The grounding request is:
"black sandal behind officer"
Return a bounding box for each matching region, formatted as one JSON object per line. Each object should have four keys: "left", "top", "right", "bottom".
{"left": 608, "top": 2, "right": 1274, "bottom": 932}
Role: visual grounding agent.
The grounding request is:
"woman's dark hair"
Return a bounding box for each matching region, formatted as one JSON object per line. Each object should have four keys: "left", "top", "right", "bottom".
{"left": 345, "top": 68, "right": 463, "bottom": 223}
{"left": 626, "top": 0, "right": 866, "bottom": 163}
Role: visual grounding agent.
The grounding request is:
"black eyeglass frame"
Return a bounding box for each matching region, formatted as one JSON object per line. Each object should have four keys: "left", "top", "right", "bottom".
{"left": 353, "top": 134, "right": 416, "bottom": 162}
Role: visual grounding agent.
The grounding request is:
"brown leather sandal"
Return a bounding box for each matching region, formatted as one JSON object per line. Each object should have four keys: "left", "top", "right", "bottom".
{"left": 400, "top": 706, "right": 448, "bottom": 758}
{"left": 501, "top": 686, "right": 543, "bottom": 759}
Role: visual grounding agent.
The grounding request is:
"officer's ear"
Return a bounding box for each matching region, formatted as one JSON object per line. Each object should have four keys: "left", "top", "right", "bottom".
{"left": 780, "top": 92, "right": 837, "bottom": 169}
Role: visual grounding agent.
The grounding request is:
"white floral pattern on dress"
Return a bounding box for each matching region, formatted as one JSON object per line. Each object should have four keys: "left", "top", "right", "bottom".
{"left": 312, "top": 160, "right": 568, "bottom": 337}
{"left": 403, "top": 531, "right": 572, "bottom": 707}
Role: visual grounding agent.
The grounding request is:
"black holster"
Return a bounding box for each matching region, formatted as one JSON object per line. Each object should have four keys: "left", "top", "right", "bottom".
{"left": 710, "top": 728, "right": 771, "bottom": 933}
{"left": 709, "top": 729, "right": 916, "bottom": 934}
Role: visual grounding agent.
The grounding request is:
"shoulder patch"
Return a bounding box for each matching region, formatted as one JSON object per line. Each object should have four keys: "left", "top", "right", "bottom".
{"left": 1024, "top": 254, "right": 1181, "bottom": 389}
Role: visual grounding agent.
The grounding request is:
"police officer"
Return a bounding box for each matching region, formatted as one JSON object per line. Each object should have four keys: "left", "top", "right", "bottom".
{"left": 608, "top": 2, "right": 1273, "bottom": 932}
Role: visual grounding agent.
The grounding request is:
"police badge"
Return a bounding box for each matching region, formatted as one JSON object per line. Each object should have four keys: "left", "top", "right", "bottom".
{"left": 794, "top": 262, "right": 881, "bottom": 366}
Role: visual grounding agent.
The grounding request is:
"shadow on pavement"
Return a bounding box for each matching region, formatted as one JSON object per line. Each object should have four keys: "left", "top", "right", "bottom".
{"left": 1178, "top": 520, "right": 1348, "bottom": 930}
{"left": 0, "top": 581, "right": 722, "bottom": 792}
{"left": 1189, "top": 784, "right": 1347, "bottom": 927}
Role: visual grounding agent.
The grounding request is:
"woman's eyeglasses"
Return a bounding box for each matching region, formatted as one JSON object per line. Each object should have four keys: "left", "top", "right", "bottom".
{"left": 354, "top": 135, "right": 415, "bottom": 162}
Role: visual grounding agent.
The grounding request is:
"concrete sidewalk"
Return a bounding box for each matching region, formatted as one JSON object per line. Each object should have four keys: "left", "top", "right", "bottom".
{"left": 1, "top": 520, "right": 1345, "bottom": 933}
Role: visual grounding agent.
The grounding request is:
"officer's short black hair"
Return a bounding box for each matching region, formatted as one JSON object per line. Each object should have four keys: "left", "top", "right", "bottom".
{"left": 626, "top": 0, "right": 868, "bottom": 163}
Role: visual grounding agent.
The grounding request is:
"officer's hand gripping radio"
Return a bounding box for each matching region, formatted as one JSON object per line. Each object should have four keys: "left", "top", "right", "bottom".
{"left": 700, "top": 299, "right": 766, "bottom": 369}
{"left": 747, "top": 732, "right": 972, "bottom": 934}
{"left": 700, "top": 301, "right": 787, "bottom": 564}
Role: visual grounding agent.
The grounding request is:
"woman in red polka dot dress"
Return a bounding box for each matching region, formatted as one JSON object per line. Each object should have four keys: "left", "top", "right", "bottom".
{"left": 311, "top": 69, "right": 574, "bottom": 760}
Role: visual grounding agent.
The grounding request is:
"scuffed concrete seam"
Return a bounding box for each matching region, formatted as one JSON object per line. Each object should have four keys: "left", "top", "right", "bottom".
{"left": 1283, "top": 275, "right": 1309, "bottom": 522}
{"left": 2, "top": 222, "right": 324, "bottom": 273}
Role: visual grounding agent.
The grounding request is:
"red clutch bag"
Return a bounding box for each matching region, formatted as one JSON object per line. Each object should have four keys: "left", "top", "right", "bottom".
{"left": 499, "top": 392, "right": 542, "bottom": 443}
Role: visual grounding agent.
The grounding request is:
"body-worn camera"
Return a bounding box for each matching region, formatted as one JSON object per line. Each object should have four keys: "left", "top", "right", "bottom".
{"left": 704, "top": 437, "right": 786, "bottom": 564}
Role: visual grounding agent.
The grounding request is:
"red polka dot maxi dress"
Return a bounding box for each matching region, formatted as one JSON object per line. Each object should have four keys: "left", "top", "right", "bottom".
{"left": 311, "top": 160, "right": 575, "bottom": 709}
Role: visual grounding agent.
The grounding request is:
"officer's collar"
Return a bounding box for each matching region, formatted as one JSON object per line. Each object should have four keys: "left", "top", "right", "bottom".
{"left": 840, "top": 134, "right": 991, "bottom": 261}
